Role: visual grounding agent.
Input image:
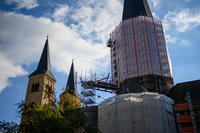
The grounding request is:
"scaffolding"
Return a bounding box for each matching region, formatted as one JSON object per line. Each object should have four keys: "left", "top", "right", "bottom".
{"left": 108, "top": 16, "right": 174, "bottom": 94}
{"left": 80, "top": 73, "right": 118, "bottom": 107}
{"left": 79, "top": 72, "right": 118, "bottom": 128}
{"left": 176, "top": 92, "right": 200, "bottom": 133}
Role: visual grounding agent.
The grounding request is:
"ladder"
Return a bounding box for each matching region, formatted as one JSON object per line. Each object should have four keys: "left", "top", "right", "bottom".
{"left": 186, "top": 92, "right": 198, "bottom": 133}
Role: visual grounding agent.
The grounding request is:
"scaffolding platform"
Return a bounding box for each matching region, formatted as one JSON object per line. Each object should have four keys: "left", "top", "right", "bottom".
{"left": 81, "top": 90, "right": 95, "bottom": 97}
{"left": 80, "top": 73, "right": 119, "bottom": 107}
{"left": 82, "top": 81, "right": 118, "bottom": 93}
{"left": 82, "top": 99, "right": 95, "bottom": 104}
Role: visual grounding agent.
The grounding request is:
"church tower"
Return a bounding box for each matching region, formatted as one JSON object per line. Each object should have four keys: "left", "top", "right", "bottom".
{"left": 108, "top": 0, "right": 174, "bottom": 94}
{"left": 24, "top": 37, "right": 56, "bottom": 106}
{"left": 64, "top": 61, "right": 80, "bottom": 98}
{"left": 60, "top": 61, "right": 81, "bottom": 108}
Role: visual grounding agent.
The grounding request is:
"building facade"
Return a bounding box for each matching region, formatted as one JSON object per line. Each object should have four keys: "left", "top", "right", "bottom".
{"left": 169, "top": 80, "right": 200, "bottom": 132}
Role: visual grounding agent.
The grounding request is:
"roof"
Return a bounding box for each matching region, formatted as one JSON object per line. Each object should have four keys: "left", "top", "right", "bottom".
{"left": 169, "top": 80, "right": 200, "bottom": 104}
{"left": 118, "top": 78, "right": 147, "bottom": 94}
{"left": 64, "top": 61, "right": 80, "bottom": 97}
{"left": 122, "top": 0, "right": 153, "bottom": 21}
{"left": 29, "top": 38, "right": 56, "bottom": 81}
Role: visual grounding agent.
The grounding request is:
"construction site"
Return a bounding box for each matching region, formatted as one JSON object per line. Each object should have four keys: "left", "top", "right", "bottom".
{"left": 22, "top": 0, "right": 200, "bottom": 132}
{"left": 79, "top": 0, "right": 200, "bottom": 132}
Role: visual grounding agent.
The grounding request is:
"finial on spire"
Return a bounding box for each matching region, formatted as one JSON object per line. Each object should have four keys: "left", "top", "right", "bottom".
{"left": 72, "top": 59, "right": 74, "bottom": 62}
{"left": 47, "top": 33, "right": 49, "bottom": 39}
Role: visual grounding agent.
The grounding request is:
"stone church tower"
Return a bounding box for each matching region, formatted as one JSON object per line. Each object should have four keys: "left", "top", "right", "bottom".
{"left": 59, "top": 61, "right": 81, "bottom": 107}
{"left": 24, "top": 37, "right": 56, "bottom": 106}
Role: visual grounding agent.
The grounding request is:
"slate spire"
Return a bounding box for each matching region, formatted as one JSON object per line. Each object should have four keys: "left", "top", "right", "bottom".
{"left": 29, "top": 37, "right": 55, "bottom": 80}
{"left": 122, "top": 0, "right": 153, "bottom": 21}
{"left": 65, "top": 61, "right": 80, "bottom": 97}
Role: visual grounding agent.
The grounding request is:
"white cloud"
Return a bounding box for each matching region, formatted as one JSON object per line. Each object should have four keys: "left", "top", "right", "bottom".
{"left": 165, "top": 34, "right": 190, "bottom": 46}
{"left": 149, "top": 0, "right": 161, "bottom": 8}
{"left": 67, "top": 0, "right": 123, "bottom": 43}
{"left": 0, "top": 52, "right": 27, "bottom": 93}
{"left": 0, "top": 11, "right": 108, "bottom": 71}
{"left": 165, "top": 34, "right": 177, "bottom": 44}
{"left": 152, "top": 12, "right": 160, "bottom": 19}
{"left": 52, "top": 5, "right": 69, "bottom": 22}
{"left": 5, "top": 0, "right": 38, "bottom": 10}
{"left": 163, "top": 9, "right": 200, "bottom": 32}
{"left": 180, "top": 40, "right": 190, "bottom": 46}
{"left": 0, "top": 0, "right": 123, "bottom": 93}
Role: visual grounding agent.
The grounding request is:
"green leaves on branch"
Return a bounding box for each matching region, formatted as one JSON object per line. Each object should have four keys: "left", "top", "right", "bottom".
{"left": 0, "top": 121, "right": 19, "bottom": 133}
{"left": 1, "top": 87, "right": 100, "bottom": 133}
{"left": 20, "top": 103, "right": 72, "bottom": 133}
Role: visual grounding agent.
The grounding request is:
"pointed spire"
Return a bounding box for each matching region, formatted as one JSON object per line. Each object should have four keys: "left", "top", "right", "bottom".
{"left": 37, "top": 38, "right": 51, "bottom": 71}
{"left": 65, "top": 61, "right": 80, "bottom": 97}
{"left": 122, "top": 0, "right": 153, "bottom": 21}
{"left": 29, "top": 38, "right": 55, "bottom": 81}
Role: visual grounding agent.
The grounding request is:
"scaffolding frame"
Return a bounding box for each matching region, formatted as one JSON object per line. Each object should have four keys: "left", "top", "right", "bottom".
{"left": 80, "top": 73, "right": 118, "bottom": 128}
{"left": 80, "top": 73, "right": 118, "bottom": 107}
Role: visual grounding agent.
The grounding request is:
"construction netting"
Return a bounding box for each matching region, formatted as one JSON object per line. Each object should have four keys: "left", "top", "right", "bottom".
{"left": 98, "top": 92, "right": 177, "bottom": 133}
{"left": 110, "top": 16, "right": 172, "bottom": 84}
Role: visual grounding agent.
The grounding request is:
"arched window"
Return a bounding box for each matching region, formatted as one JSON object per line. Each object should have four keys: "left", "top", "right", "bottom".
{"left": 31, "top": 82, "right": 40, "bottom": 92}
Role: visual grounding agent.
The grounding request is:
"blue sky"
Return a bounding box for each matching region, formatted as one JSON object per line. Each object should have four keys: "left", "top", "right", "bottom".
{"left": 0, "top": 0, "right": 200, "bottom": 124}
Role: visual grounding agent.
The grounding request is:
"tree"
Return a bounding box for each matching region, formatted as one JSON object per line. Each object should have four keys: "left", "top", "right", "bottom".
{"left": 1, "top": 85, "right": 100, "bottom": 133}
{"left": 18, "top": 86, "right": 91, "bottom": 133}
{"left": 19, "top": 102, "right": 73, "bottom": 133}
{"left": 0, "top": 120, "right": 19, "bottom": 133}
{"left": 18, "top": 85, "right": 76, "bottom": 133}
{"left": 59, "top": 92, "right": 81, "bottom": 110}
{"left": 59, "top": 92, "right": 88, "bottom": 131}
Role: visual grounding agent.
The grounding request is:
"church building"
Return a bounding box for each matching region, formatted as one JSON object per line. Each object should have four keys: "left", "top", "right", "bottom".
{"left": 24, "top": 37, "right": 80, "bottom": 107}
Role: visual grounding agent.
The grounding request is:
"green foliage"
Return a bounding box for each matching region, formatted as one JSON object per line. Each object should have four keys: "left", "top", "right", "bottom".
{"left": 0, "top": 120, "right": 19, "bottom": 133}
{"left": 19, "top": 103, "right": 72, "bottom": 133}
{"left": 1, "top": 87, "right": 100, "bottom": 133}
{"left": 59, "top": 92, "right": 88, "bottom": 131}
{"left": 59, "top": 92, "right": 81, "bottom": 110}
{"left": 43, "top": 84, "right": 55, "bottom": 105}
